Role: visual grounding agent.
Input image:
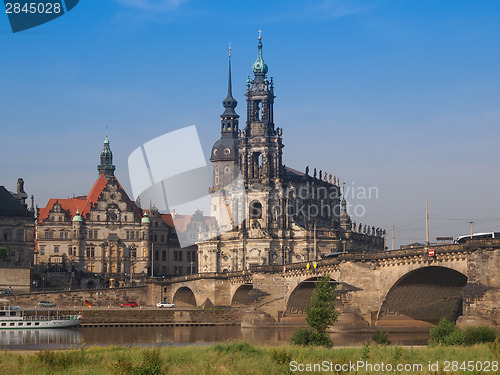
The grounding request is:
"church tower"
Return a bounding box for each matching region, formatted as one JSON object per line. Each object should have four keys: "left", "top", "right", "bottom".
{"left": 210, "top": 46, "right": 240, "bottom": 189}
{"left": 240, "top": 33, "right": 284, "bottom": 185}
{"left": 97, "top": 136, "right": 116, "bottom": 178}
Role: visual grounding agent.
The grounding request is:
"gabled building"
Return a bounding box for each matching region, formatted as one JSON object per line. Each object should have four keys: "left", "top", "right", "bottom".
{"left": 36, "top": 138, "right": 197, "bottom": 288}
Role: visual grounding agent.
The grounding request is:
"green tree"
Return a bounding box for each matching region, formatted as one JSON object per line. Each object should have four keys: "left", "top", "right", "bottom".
{"left": 305, "top": 274, "right": 338, "bottom": 333}
{"left": 291, "top": 274, "right": 338, "bottom": 347}
{"left": 0, "top": 247, "right": 7, "bottom": 260}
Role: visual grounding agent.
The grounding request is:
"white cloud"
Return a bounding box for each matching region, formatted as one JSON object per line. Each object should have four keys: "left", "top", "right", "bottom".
{"left": 113, "top": 0, "right": 189, "bottom": 12}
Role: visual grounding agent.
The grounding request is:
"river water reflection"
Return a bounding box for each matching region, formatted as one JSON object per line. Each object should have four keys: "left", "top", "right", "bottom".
{"left": 1, "top": 327, "right": 429, "bottom": 350}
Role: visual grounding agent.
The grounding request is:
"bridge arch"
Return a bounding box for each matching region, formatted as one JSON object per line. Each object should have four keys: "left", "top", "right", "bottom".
{"left": 173, "top": 286, "right": 197, "bottom": 307}
{"left": 378, "top": 266, "right": 467, "bottom": 325}
{"left": 286, "top": 276, "right": 337, "bottom": 313}
{"left": 231, "top": 284, "right": 253, "bottom": 306}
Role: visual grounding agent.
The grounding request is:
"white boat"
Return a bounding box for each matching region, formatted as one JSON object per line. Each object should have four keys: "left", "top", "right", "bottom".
{"left": 0, "top": 299, "right": 82, "bottom": 329}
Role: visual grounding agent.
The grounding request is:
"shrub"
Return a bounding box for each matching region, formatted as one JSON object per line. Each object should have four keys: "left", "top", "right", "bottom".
{"left": 429, "top": 318, "right": 498, "bottom": 346}
{"left": 429, "top": 318, "right": 459, "bottom": 345}
{"left": 443, "top": 329, "right": 465, "bottom": 346}
{"left": 462, "top": 326, "right": 497, "bottom": 345}
{"left": 372, "top": 330, "right": 391, "bottom": 345}
{"left": 291, "top": 327, "right": 333, "bottom": 348}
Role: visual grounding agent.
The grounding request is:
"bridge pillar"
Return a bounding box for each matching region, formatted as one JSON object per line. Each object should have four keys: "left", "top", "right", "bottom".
{"left": 460, "top": 248, "right": 500, "bottom": 326}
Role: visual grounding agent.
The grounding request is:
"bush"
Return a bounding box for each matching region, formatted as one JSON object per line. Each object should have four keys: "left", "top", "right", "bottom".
{"left": 462, "top": 326, "right": 498, "bottom": 345}
{"left": 429, "top": 318, "right": 459, "bottom": 345}
{"left": 443, "top": 329, "right": 465, "bottom": 346}
{"left": 429, "top": 318, "right": 498, "bottom": 346}
{"left": 291, "top": 327, "right": 333, "bottom": 348}
{"left": 372, "top": 330, "right": 391, "bottom": 345}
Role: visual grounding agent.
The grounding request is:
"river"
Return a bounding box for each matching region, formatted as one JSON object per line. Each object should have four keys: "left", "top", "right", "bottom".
{"left": 0, "top": 326, "right": 429, "bottom": 350}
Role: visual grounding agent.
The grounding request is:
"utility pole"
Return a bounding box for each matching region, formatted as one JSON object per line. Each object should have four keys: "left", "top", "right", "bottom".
{"left": 392, "top": 225, "right": 395, "bottom": 250}
{"left": 469, "top": 221, "right": 474, "bottom": 239}
{"left": 426, "top": 198, "right": 430, "bottom": 246}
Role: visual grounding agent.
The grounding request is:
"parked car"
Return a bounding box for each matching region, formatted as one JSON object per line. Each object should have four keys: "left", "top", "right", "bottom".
{"left": 120, "top": 301, "right": 139, "bottom": 308}
{"left": 37, "top": 301, "right": 56, "bottom": 308}
{"left": 156, "top": 301, "right": 176, "bottom": 308}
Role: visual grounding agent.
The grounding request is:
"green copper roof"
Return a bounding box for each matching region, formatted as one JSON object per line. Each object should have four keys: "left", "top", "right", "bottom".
{"left": 141, "top": 214, "right": 151, "bottom": 224}
{"left": 73, "top": 210, "right": 83, "bottom": 222}
{"left": 252, "top": 36, "right": 268, "bottom": 75}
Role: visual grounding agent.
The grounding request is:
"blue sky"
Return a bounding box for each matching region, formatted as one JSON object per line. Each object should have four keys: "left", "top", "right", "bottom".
{"left": 1, "top": 0, "right": 500, "bottom": 247}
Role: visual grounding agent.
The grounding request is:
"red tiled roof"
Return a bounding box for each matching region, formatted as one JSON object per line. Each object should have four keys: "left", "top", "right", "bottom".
{"left": 38, "top": 174, "right": 141, "bottom": 223}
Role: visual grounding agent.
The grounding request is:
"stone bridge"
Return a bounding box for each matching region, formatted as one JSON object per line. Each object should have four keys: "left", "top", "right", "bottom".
{"left": 151, "top": 240, "right": 500, "bottom": 329}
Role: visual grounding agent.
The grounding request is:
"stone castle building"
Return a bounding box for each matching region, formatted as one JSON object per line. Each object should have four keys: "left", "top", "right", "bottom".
{"left": 0, "top": 179, "right": 35, "bottom": 268}
{"left": 198, "top": 36, "right": 385, "bottom": 273}
{"left": 36, "top": 138, "right": 197, "bottom": 288}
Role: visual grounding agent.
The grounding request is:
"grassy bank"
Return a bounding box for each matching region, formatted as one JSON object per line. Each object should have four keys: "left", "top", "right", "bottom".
{"left": 0, "top": 340, "right": 499, "bottom": 374}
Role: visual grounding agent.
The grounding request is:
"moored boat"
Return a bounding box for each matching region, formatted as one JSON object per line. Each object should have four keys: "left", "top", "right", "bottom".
{"left": 0, "top": 299, "right": 82, "bottom": 329}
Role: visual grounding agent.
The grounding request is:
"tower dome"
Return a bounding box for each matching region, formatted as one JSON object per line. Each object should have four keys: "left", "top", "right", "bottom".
{"left": 252, "top": 33, "right": 268, "bottom": 75}
{"left": 73, "top": 209, "right": 83, "bottom": 222}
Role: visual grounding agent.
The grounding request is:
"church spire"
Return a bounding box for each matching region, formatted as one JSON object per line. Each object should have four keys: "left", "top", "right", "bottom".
{"left": 97, "top": 136, "right": 116, "bottom": 178}
{"left": 220, "top": 44, "right": 239, "bottom": 138}
{"left": 252, "top": 30, "right": 268, "bottom": 78}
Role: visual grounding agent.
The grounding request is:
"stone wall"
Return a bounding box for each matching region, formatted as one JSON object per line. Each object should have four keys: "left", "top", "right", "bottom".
{"left": 56, "top": 308, "right": 243, "bottom": 325}
{"left": 0, "top": 267, "right": 31, "bottom": 292}
{"left": 7, "top": 286, "right": 147, "bottom": 308}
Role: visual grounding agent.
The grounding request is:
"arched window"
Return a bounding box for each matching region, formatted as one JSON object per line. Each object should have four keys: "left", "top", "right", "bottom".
{"left": 249, "top": 200, "right": 262, "bottom": 219}
{"left": 252, "top": 152, "right": 262, "bottom": 178}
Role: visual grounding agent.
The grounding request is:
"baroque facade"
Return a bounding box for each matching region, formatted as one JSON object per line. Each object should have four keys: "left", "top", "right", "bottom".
{"left": 36, "top": 138, "right": 197, "bottom": 288}
{"left": 0, "top": 179, "right": 35, "bottom": 268}
{"left": 198, "top": 36, "right": 385, "bottom": 273}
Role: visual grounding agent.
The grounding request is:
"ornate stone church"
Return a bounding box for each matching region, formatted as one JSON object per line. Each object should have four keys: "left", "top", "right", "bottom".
{"left": 197, "top": 35, "right": 385, "bottom": 273}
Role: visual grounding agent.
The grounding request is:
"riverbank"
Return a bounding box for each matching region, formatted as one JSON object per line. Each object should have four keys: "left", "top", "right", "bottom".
{"left": 0, "top": 341, "right": 498, "bottom": 374}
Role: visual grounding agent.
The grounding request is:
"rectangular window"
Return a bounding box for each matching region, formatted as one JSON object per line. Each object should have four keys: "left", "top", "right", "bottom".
{"left": 174, "top": 251, "right": 178, "bottom": 262}
{"left": 178, "top": 251, "right": 183, "bottom": 262}
{"left": 16, "top": 229, "right": 24, "bottom": 241}
{"left": 155, "top": 250, "right": 159, "bottom": 261}
{"left": 131, "top": 248, "right": 137, "bottom": 258}
{"left": 39, "top": 245, "right": 45, "bottom": 255}
{"left": 162, "top": 266, "right": 167, "bottom": 274}
{"left": 126, "top": 231, "right": 130, "bottom": 240}
{"left": 68, "top": 246, "right": 72, "bottom": 256}
{"left": 130, "top": 231, "right": 135, "bottom": 240}
{"left": 161, "top": 235, "right": 165, "bottom": 242}
{"left": 44, "top": 231, "right": 53, "bottom": 239}
{"left": 136, "top": 231, "right": 140, "bottom": 240}
{"left": 54, "top": 246, "right": 59, "bottom": 253}
{"left": 162, "top": 251, "right": 166, "bottom": 261}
